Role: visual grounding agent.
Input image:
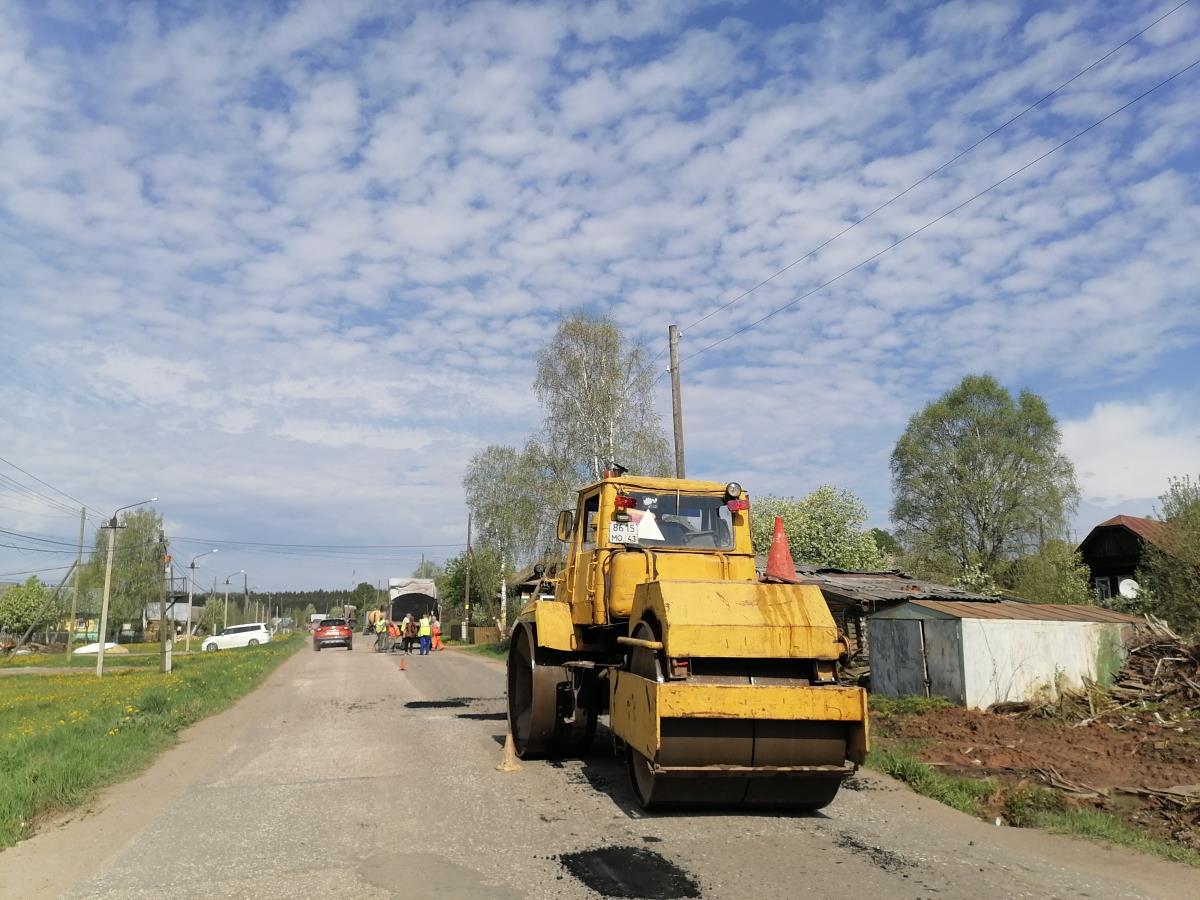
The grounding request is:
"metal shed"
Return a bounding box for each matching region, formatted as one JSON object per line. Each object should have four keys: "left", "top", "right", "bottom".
{"left": 868, "top": 600, "right": 1143, "bottom": 709}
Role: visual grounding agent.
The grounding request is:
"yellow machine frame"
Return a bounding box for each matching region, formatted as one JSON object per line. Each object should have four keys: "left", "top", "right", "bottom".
{"left": 510, "top": 473, "right": 869, "bottom": 809}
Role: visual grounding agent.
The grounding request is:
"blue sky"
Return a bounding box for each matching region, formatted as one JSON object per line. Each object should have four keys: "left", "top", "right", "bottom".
{"left": 1, "top": 0, "right": 1198, "bottom": 589}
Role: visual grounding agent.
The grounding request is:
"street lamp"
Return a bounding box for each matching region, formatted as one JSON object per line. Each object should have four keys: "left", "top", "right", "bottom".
{"left": 96, "top": 498, "right": 157, "bottom": 677}
{"left": 185, "top": 549, "right": 218, "bottom": 653}
{"left": 222, "top": 570, "right": 244, "bottom": 630}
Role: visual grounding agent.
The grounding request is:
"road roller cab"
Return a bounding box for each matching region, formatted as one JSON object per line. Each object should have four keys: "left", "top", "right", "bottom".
{"left": 507, "top": 473, "right": 869, "bottom": 810}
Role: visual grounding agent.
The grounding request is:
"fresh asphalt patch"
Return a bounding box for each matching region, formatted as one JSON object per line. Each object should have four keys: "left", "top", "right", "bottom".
{"left": 558, "top": 846, "right": 702, "bottom": 899}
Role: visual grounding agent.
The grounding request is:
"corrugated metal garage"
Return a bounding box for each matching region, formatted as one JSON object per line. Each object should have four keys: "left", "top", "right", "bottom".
{"left": 868, "top": 600, "right": 1143, "bottom": 709}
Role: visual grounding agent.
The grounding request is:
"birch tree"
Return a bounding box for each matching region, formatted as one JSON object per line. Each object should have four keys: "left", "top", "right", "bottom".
{"left": 533, "top": 311, "right": 670, "bottom": 484}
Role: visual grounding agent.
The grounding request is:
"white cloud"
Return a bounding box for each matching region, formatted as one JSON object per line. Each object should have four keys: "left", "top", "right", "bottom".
{"left": 1062, "top": 395, "right": 1200, "bottom": 506}
{"left": 1, "top": 0, "right": 1199, "bottom": 586}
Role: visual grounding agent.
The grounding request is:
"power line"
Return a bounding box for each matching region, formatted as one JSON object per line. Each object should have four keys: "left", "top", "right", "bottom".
{"left": 0, "top": 475, "right": 80, "bottom": 516}
{"left": 170, "top": 537, "right": 466, "bottom": 550}
{"left": 679, "top": 54, "right": 1200, "bottom": 365}
{"left": 0, "top": 527, "right": 81, "bottom": 547}
{"left": 670, "top": 0, "right": 1195, "bottom": 343}
{"left": 0, "top": 454, "right": 91, "bottom": 508}
{"left": 0, "top": 563, "right": 78, "bottom": 578}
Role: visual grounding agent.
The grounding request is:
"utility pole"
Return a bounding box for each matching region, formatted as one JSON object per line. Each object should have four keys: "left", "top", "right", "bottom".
{"left": 95, "top": 519, "right": 121, "bottom": 677}
{"left": 67, "top": 506, "right": 86, "bottom": 665}
{"left": 185, "top": 564, "right": 196, "bottom": 653}
{"left": 95, "top": 498, "right": 157, "bottom": 677}
{"left": 499, "top": 558, "right": 507, "bottom": 637}
{"left": 160, "top": 533, "right": 172, "bottom": 673}
{"left": 668, "top": 324, "right": 686, "bottom": 478}
{"left": 462, "top": 513, "right": 472, "bottom": 642}
{"left": 184, "top": 549, "right": 217, "bottom": 653}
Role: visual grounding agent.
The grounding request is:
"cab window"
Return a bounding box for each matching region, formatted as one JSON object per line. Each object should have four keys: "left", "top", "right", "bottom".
{"left": 580, "top": 493, "right": 600, "bottom": 549}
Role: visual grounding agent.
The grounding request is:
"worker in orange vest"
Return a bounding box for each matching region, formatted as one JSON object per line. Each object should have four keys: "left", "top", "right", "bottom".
{"left": 431, "top": 615, "right": 444, "bottom": 651}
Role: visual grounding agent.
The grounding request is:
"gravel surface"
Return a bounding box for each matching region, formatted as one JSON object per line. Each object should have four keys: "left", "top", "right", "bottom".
{"left": 1, "top": 642, "right": 1195, "bottom": 899}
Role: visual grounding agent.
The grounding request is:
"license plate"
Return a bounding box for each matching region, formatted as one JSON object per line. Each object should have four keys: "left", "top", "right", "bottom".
{"left": 609, "top": 521, "right": 639, "bottom": 544}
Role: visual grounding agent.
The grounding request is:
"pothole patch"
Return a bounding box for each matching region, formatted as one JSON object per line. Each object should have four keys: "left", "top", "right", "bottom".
{"left": 558, "top": 846, "right": 701, "bottom": 899}
{"left": 834, "top": 833, "right": 913, "bottom": 873}
{"left": 404, "top": 700, "right": 468, "bottom": 709}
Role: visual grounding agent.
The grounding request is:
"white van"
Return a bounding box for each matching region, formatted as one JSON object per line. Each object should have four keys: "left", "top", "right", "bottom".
{"left": 202, "top": 623, "right": 272, "bottom": 651}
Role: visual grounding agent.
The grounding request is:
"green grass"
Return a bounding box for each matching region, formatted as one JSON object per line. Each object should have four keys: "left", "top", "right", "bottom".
{"left": 868, "top": 694, "right": 953, "bottom": 719}
{"left": 0, "top": 634, "right": 302, "bottom": 848}
{"left": 867, "top": 746, "right": 994, "bottom": 814}
{"left": 868, "top": 745, "right": 1200, "bottom": 867}
{"left": 461, "top": 641, "right": 508, "bottom": 661}
{"left": 0, "top": 652, "right": 165, "bottom": 669}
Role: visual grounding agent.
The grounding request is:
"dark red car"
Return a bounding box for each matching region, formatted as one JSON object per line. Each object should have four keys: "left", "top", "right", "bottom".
{"left": 313, "top": 618, "right": 353, "bottom": 651}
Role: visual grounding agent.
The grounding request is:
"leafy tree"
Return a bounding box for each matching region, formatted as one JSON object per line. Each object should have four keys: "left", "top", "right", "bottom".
{"left": 197, "top": 600, "right": 224, "bottom": 635}
{"left": 533, "top": 310, "right": 670, "bottom": 484}
{"left": 954, "top": 564, "right": 999, "bottom": 596}
{"left": 1006, "top": 540, "right": 1091, "bottom": 604}
{"left": 868, "top": 528, "right": 901, "bottom": 560}
{"left": 350, "top": 581, "right": 377, "bottom": 611}
{"left": 751, "top": 487, "right": 886, "bottom": 570}
{"left": 460, "top": 312, "right": 670, "bottom": 594}
{"left": 81, "top": 508, "right": 167, "bottom": 640}
{"left": 1141, "top": 475, "right": 1200, "bottom": 633}
{"left": 890, "top": 375, "right": 1077, "bottom": 581}
{"left": 436, "top": 547, "right": 501, "bottom": 624}
{"left": 464, "top": 444, "right": 543, "bottom": 576}
{"left": 0, "top": 576, "right": 51, "bottom": 635}
{"left": 412, "top": 559, "right": 442, "bottom": 579}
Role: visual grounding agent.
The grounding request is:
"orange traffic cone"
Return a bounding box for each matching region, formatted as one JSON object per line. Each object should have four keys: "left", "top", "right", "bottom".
{"left": 398, "top": 657, "right": 407, "bottom": 672}
{"left": 764, "top": 515, "right": 799, "bottom": 583}
{"left": 496, "top": 731, "right": 523, "bottom": 772}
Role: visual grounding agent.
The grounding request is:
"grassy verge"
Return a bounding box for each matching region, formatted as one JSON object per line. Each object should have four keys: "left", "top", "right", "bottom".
{"left": 0, "top": 652, "right": 166, "bottom": 669}
{"left": 867, "top": 745, "right": 1200, "bottom": 867}
{"left": 460, "top": 641, "right": 508, "bottom": 661}
{"left": 0, "top": 634, "right": 302, "bottom": 848}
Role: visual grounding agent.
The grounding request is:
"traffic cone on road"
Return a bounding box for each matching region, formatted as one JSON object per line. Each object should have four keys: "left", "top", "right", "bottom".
{"left": 398, "top": 657, "right": 407, "bottom": 672}
{"left": 496, "top": 731, "right": 523, "bottom": 772}
{"left": 764, "top": 515, "right": 799, "bottom": 583}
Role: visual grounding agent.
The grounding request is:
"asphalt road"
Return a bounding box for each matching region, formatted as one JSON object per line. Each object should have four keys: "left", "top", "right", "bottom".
{"left": 1, "top": 640, "right": 1195, "bottom": 899}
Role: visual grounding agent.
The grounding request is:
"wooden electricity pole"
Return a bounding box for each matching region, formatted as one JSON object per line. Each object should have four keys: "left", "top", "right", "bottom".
{"left": 668, "top": 324, "right": 686, "bottom": 478}
{"left": 66, "top": 506, "right": 85, "bottom": 664}
{"left": 462, "top": 513, "right": 472, "bottom": 642}
{"left": 160, "top": 532, "right": 172, "bottom": 673}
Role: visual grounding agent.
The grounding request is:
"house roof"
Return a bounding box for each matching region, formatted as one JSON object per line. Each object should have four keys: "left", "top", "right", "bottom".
{"left": 898, "top": 599, "right": 1142, "bottom": 623}
{"left": 1081, "top": 515, "right": 1167, "bottom": 549}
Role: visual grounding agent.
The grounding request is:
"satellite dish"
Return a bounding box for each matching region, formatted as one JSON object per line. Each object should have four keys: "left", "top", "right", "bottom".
{"left": 1118, "top": 578, "right": 1140, "bottom": 600}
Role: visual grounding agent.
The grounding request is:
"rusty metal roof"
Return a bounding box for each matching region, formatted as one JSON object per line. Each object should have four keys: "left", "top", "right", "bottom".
{"left": 784, "top": 565, "right": 1002, "bottom": 607}
{"left": 908, "top": 599, "right": 1142, "bottom": 623}
{"left": 1080, "top": 514, "right": 1168, "bottom": 550}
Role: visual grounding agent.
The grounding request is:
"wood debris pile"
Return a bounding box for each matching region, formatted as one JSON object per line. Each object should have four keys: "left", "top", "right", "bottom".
{"left": 1109, "top": 617, "right": 1200, "bottom": 711}
{"left": 991, "top": 617, "right": 1200, "bottom": 848}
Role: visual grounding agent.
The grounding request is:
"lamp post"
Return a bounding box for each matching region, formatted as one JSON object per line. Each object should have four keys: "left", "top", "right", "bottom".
{"left": 185, "top": 550, "right": 218, "bottom": 652}
{"left": 223, "top": 571, "right": 244, "bottom": 630}
{"left": 96, "top": 498, "right": 157, "bottom": 677}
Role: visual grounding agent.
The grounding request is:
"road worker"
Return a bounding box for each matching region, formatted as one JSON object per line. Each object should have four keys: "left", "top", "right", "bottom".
{"left": 386, "top": 619, "right": 401, "bottom": 652}
{"left": 418, "top": 613, "right": 432, "bottom": 656}
{"left": 374, "top": 615, "right": 388, "bottom": 652}
{"left": 430, "top": 615, "right": 444, "bottom": 651}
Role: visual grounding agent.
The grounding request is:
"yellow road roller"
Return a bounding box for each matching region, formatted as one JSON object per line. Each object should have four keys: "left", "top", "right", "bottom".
{"left": 506, "top": 473, "right": 868, "bottom": 810}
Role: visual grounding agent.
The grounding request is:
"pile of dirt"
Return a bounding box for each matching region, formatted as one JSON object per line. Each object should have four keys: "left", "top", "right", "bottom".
{"left": 876, "top": 621, "right": 1200, "bottom": 850}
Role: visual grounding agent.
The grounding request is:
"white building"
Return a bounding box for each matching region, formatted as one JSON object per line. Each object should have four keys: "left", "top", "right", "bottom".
{"left": 868, "top": 600, "right": 1142, "bottom": 709}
